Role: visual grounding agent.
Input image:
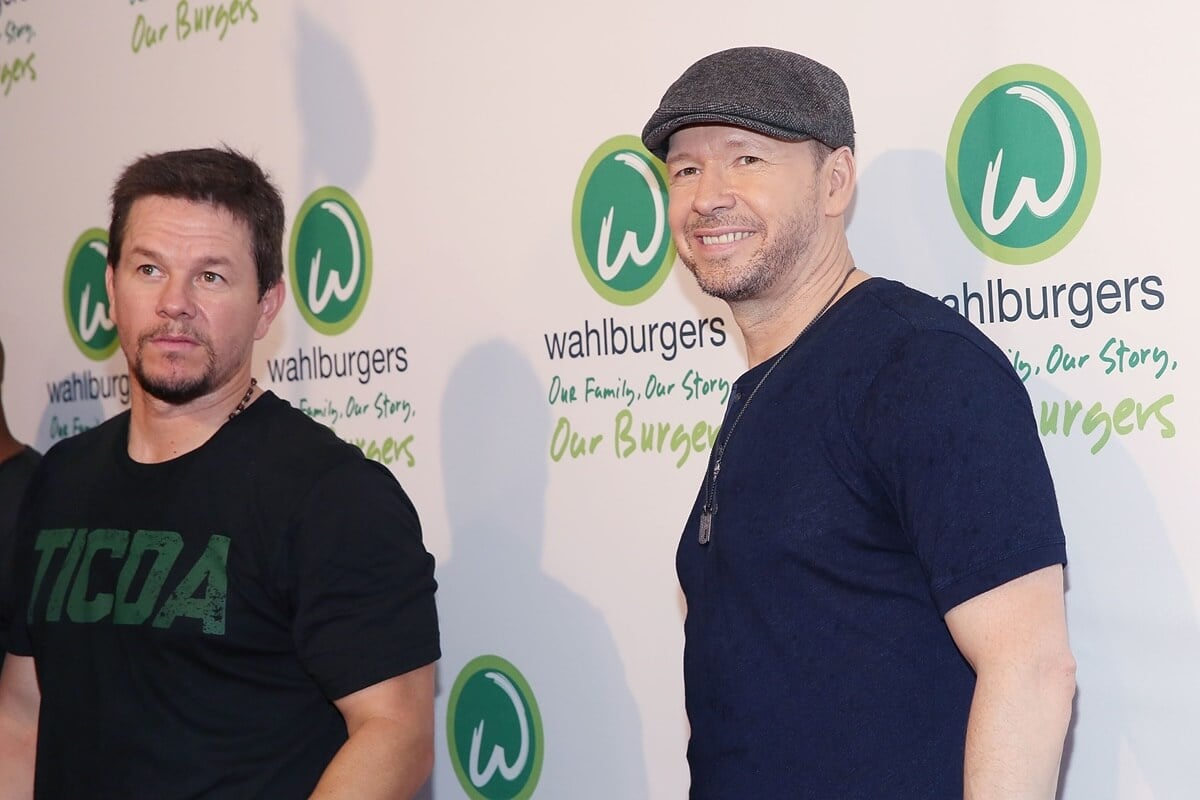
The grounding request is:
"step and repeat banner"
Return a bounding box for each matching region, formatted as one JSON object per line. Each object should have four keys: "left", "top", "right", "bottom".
{"left": 0, "top": 2, "right": 1194, "bottom": 797}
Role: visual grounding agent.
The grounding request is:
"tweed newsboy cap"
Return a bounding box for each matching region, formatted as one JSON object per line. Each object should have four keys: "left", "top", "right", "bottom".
{"left": 641, "top": 47, "right": 855, "bottom": 160}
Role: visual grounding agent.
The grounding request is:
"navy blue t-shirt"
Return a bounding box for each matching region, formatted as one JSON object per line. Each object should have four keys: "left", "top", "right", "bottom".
{"left": 677, "top": 279, "right": 1066, "bottom": 799}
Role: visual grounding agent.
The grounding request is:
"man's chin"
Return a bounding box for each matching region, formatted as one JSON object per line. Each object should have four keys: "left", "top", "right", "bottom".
{"left": 683, "top": 261, "right": 725, "bottom": 297}
{"left": 136, "top": 370, "right": 213, "bottom": 405}
{"left": 690, "top": 271, "right": 750, "bottom": 303}
{"left": 143, "top": 384, "right": 210, "bottom": 405}
{"left": 686, "top": 259, "right": 783, "bottom": 303}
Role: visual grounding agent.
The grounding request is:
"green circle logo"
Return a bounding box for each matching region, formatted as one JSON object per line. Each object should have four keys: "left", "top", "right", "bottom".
{"left": 288, "top": 186, "right": 372, "bottom": 334}
{"left": 946, "top": 64, "right": 1100, "bottom": 265}
{"left": 447, "top": 655, "right": 544, "bottom": 800}
{"left": 63, "top": 228, "right": 118, "bottom": 361}
{"left": 572, "top": 135, "right": 675, "bottom": 305}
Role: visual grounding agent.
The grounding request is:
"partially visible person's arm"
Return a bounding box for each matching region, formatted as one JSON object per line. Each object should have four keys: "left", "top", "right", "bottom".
{"left": 0, "top": 654, "right": 39, "bottom": 799}
{"left": 310, "top": 663, "right": 435, "bottom": 800}
{"left": 945, "top": 564, "right": 1075, "bottom": 799}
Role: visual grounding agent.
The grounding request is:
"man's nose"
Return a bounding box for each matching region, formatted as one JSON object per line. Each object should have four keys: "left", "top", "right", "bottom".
{"left": 157, "top": 275, "right": 196, "bottom": 319}
{"left": 692, "top": 167, "right": 735, "bottom": 216}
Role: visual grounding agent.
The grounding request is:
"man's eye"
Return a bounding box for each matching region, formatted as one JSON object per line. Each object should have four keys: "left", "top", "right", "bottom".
{"left": 200, "top": 271, "right": 224, "bottom": 284}
{"left": 137, "top": 264, "right": 158, "bottom": 276}
{"left": 738, "top": 156, "right": 762, "bottom": 165}
{"left": 674, "top": 166, "right": 699, "bottom": 178}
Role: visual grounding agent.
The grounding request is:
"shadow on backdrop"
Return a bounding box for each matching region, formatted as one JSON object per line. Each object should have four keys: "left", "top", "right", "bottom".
{"left": 434, "top": 340, "right": 648, "bottom": 799}
{"left": 283, "top": 6, "right": 381, "bottom": 378}
{"left": 294, "top": 7, "right": 375, "bottom": 192}
{"left": 853, "top": 149, "right": 1200, "bottom": 797}
{"left": 849, "top": 147, "right": 980, "bottom": 292}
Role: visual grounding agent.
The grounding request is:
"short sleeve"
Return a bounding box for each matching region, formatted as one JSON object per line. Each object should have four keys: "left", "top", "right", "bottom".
{"left": 855, "top": 330, "right": 1066, "bottom": 615}
{"left": 287, "top": 459, "right": 439, "bottom": 700}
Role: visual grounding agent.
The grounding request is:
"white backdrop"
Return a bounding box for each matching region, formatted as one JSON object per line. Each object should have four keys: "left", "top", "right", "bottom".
{"left": 0, "top": 1, "right": 1196, "bottom": 797}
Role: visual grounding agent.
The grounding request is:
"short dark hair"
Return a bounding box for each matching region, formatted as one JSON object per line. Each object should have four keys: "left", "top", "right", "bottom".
{"left": 107, "top": 147, "right": 284, "bottom": 298}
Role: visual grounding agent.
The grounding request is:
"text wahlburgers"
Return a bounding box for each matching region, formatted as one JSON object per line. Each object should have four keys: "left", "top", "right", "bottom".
{"left": 544, "top": 315, "right": 728, "bottom": 362}
{"left": 266, "top": 344, "right": 408, "bottom": 386}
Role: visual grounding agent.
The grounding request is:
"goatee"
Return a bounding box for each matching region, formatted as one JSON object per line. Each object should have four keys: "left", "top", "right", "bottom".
{"left": 131, "top": 325, "right": 218, "bottom": 405}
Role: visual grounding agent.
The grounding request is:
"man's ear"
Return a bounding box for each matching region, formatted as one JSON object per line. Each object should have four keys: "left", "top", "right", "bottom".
{"left": 824, "top": 146, "right": 857, "bottom": 218}
{"left": 105, "top": 264, "right": 119, "bottom": 328}
{"left": 255, "top": 280, "right": 285, "bottom": 341}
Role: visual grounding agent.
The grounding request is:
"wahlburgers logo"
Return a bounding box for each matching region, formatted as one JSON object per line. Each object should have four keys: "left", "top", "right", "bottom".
{"left": 573, "top": 135, "right": 674, "bottom": 305}
{"left": 64, "top": 228, "right": 118, "bottom": 361}
{"left": 288, "top": 186, "right": 372, "bottom": 334}
{"left": 946, "top": 64, "right": 1100, "bottom": 265}
{"left": 447, "top": 655, "right": 543, "bottom": 800}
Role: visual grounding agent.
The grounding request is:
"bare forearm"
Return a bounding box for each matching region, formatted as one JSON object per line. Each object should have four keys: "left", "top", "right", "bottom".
{"left": 309, "top": 717, "right": 433, "bottom": 800}
{"left": 0, "top": 729, "right": 35, "bottom": 796}
{"left": 0, "top": 713, "right": 36, "bottom": 799}
{"left": 963, "top": 662, "right": 1075, "bottom": 799}
{"left": 0, "top": 655, "right": 39, "bottom": 799}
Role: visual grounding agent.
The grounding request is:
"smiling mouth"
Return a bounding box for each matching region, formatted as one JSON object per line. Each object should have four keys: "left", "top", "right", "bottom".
{"left": 697, "top": 231, "right": 754, "bottom": 245}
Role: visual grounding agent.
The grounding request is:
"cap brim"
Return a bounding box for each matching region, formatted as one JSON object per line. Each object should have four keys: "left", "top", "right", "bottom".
{"left": 642, "top": 112, "right": 814, "bottom": 160}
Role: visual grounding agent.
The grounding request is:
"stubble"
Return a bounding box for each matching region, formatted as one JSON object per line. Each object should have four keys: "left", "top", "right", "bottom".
{"left": 679, "top": 203, "right": 819, "bottom": 303}
{"left": 131, "top": 323, "right": 219, "bottom": 404}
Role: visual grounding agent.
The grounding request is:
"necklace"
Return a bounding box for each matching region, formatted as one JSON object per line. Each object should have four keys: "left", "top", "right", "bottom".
{"left": 228, "top": 377, "right": 257, "bottom": 420}
{"left": 698, "top": 268, "right": 857, "bottom": 545}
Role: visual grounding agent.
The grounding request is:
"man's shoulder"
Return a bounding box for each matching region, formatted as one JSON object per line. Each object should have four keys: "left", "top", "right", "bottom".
{"left": 41, "top": 412, "right": 127, "bottom": 469}
{"left": 0, "top": 445, "right": 42, "bottom": 478}
{"left": 859, "top": 278, "right": 982, "bottom": 335}
{"left": 238, "top": 392, "right": 374, "bottom": 480}
{"left": 235, "top": 393, "right": 420, "bottom": 540}
{"left": 854, "top": 278, "right": 1010, "bottom": 363}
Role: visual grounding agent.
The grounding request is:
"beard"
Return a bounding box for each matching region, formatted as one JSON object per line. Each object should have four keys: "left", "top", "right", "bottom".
{"left": 678, "top": 203, "right": 819, "bottom": 303}
{"left": 130, "top": 324, "right": 219, "bottom": 405}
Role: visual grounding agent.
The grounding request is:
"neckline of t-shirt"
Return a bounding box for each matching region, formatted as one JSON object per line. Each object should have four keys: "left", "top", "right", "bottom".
{"left": 115, "top": 390, "right": 279, "bottom": 474}
{"left": 734, "top": 276, "right": 879, "bottom": 387}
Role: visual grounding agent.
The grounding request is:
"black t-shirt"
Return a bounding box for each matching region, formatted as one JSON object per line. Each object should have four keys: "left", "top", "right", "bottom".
{"left": 0, "top": 445, "right": 41, "bottom": 652}
{"left": 8, "top": 393, "right": 439, "bottom": 798}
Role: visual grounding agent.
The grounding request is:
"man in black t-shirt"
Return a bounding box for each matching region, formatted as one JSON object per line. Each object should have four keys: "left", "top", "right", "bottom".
{"left": 0, "top": 337, "right": 41, "bottom": 654}
{"left": 0, "top": 148, "right": 439, "bottom": 798}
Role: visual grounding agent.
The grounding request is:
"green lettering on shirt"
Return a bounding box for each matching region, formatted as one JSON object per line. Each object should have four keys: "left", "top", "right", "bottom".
{"left": 67, "top": 529, "right": 130, "bottom": 622}
{"left": 114, "top": 530, "right": 184, "bottom": 625}
{"left": 29, "top": 529, "right": 77, "bottom": 624}
{"left": 153, "top": 534, "right": 230, "bottom": 635}
{"left": 44, "top": 530, "right": 86, "bottom": 623}
{"left": 28, "top": 529, "right": 229, "bottom": 636}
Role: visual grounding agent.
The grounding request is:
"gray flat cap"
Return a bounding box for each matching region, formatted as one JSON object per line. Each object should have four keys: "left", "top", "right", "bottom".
{"left": 641, "top": 47, "right": 855, "bottom": 160}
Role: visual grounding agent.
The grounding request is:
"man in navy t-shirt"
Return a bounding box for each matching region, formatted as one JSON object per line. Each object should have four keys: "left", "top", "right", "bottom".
{"left": 642, "top": 47, "right": 1075, "bottom": 798}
